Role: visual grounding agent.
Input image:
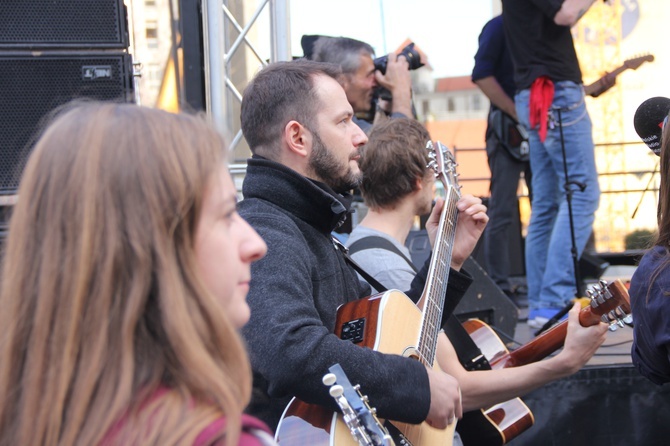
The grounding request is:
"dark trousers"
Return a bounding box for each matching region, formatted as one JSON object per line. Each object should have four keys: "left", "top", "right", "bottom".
{"left": 483, "top": 133, "right": 531, "bottom": 293}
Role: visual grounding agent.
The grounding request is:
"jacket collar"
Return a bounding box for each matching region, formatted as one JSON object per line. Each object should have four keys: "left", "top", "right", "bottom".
{"left": 242, "top": 156, "right": 352, "bottom": 234}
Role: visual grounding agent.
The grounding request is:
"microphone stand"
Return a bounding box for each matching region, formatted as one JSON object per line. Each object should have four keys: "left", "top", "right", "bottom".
{"left": 631, "top": 160, "right": 659, "bottom": 219}
{"left": 535, "top": 106, "right": 586, "bottom": 336}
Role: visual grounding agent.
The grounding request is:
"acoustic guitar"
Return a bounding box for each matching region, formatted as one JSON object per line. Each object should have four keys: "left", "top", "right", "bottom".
{"left": 321, "top": 363, "right": 394, "bottom": 446}
{"left": 456, "top": 279, "right": 632, "bottom": 445}
{"left": 275, "top": 140, "right": 462, "bottom": 446}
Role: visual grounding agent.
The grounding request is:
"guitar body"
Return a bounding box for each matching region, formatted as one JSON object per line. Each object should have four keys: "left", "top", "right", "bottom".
{"left": 275, "top": 290, "right": 456, "bottom": 445}
{"left": 456, "top": 319, "right": 534, "bottom": 446}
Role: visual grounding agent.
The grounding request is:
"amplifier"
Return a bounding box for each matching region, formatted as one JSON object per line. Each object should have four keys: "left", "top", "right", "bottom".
{"left": 0, "top": 53, "right": 135, "bottom": 194}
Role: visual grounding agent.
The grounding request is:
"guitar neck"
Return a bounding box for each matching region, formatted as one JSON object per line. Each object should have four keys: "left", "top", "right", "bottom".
{"left": 490, "top": 306, "right": 604, "bottom": 369}
{"left": 607, "top": 64, "right": 628, "bottom": 78}
{"left": 417, "top": 187, "right": 459, "bottom": 365}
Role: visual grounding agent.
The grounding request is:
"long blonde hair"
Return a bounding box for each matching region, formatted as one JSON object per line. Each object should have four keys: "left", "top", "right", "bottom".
{"left": 0, "top": 103, "right": 251, "bottom": 445}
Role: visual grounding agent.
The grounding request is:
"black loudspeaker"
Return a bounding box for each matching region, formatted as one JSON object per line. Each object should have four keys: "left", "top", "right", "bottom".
{"left": 455, "top": 256, "right": 518, "bottom": 338}
{"left": 474, "top": 197, "right": 525, "bottom": 277}
{"left": 579, "top": 250, "right": 610, "bottom": 280}
{"left": 406, "top": 230, "right": 518, "bottom": 337}
{"left": 0, "top": 1, "right": 128, "bottom": 49}
{"left": 0, "top": 53, "right": 134, "bottom": 194}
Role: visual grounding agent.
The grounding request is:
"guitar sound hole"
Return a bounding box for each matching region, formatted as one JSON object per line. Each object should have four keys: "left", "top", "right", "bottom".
{"left": 341, "top": 318, "right": 365, "bottom": 343}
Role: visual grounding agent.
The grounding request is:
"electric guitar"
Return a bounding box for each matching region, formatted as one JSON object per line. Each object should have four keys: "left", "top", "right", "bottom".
{"left": 456, "top": 279, "right": 632, "bottom": 445}
{"left": 275, "top": 141, "right": 462, "bottom": 446}
{"left": 609, "top": 54, "right": 654, "bottom": 78}
{"left": 589, "top": 54, "right": 654, "bottom": 96}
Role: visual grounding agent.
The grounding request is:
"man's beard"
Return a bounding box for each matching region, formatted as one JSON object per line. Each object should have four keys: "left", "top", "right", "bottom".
{"left": 308, "top": 130, "right": 362, "bottom": 193}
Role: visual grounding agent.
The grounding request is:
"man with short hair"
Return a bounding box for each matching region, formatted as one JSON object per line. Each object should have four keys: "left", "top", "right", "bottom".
{"left": 311, "top": 36, "right": 414, "bottom": 131}
{"left": 238, "top": 59, "right": 485, "bottom": 432}
{"left": 347, "top": 117, "right": 608, "bottom": 445}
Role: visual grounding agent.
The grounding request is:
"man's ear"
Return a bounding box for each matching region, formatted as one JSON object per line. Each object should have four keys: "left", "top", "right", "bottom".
{"left": 284, "top": 120, "right": 311, "bottom": 158}
{"left": 414, "top": 176, "right": 424, "bottom": 191}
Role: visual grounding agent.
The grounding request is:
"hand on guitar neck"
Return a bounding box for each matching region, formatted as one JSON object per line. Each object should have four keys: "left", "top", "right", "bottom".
{"left": 584, "top": 54, "right": 654, "bottom": 98}
{"left": 424, "top": 196, "right": 488, "bottom": 272}
{"left": 543, "top": 301, "right": 609, "bottom": 375}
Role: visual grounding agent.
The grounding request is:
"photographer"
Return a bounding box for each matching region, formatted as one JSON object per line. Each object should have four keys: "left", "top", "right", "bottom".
{"left": 310, "top": 36, "right": 418, "bottom": 132}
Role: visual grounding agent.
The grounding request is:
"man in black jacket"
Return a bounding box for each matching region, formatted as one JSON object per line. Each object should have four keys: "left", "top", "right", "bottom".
{"left": 238, "top": 59, "right": 487, "bottom": 432}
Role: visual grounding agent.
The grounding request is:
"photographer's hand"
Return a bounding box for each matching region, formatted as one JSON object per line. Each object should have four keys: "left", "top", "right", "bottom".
{"left": 374, "top": 51, "right": 413, "bottom": 118}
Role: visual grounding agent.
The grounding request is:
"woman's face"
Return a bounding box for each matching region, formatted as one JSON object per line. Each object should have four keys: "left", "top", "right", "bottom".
{"left": 194, "top": 167, "right": 266, "bottom": 328}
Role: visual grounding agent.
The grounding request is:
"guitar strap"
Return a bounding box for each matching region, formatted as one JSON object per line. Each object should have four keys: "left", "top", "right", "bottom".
{"left": 331, "top": 236, "right": 389, "bottom": 294}
{"left": 347, "top": 236, "right": 419, "bottom": 273}
{"left": 341, "top": 235, "right": 491, "bottom": 372}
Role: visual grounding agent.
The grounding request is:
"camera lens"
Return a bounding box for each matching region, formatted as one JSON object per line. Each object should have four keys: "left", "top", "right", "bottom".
{"left": 373, "top": 42, "right": 423, "bottom": 75}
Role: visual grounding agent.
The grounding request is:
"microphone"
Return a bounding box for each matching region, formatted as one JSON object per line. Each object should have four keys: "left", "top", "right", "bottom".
{"left": 634, "top": 96, "right": 670, "bottom": 156}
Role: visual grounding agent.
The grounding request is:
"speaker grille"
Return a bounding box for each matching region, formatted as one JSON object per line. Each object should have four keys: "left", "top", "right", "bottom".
{"left": 0, "top": 54, "right": 134, "bottom": 194}
{"left": 0, "top": 0, "right": 127, "bottom": 48}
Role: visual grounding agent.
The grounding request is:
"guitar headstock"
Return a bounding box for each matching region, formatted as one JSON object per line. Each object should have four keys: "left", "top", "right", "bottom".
{"left": 584, "top": 279, "right": 632, "bottom": 331}
{"left": 426, "top": 140, "right": 461, "bottom": 197}
{"left": 322, "top": 363, "right": 394, "bottom": 446}
{"left": 624, "top": 54, "right": 654, "bottom": 70}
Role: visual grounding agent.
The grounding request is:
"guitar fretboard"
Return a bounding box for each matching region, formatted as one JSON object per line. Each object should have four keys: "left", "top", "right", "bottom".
{"left": 416, "top": 182, "right": 460, "bottom": 366}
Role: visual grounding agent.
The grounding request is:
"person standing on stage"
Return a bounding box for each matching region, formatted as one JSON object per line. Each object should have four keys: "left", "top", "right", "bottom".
{"left": 472, "top": 13, "right": 531, "bottom": 306}
{"left": 503, "top": 0, "right": 616, "bottom": 328}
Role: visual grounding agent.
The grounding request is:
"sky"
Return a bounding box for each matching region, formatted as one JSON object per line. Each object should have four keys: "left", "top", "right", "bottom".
{"left": 287, "top": 0, "right": 496, "bottom": 79}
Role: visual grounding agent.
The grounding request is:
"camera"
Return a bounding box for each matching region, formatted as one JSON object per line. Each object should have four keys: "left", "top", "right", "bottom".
{"left": 373, "top": 42, "right": 424, "bottom": 75}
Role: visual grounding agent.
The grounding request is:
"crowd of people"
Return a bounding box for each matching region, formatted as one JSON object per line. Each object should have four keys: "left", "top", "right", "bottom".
{"left": 0, "top": 0, "right": 665, "bottom": 445}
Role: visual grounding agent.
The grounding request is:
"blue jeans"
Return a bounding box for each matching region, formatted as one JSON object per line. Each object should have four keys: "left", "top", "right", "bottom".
{"left": 515, "top": 81, "right": 600, "bottom": 311}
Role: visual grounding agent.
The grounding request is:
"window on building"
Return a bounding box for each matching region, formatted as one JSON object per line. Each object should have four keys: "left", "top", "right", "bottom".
{"left": 447, "top": 97, "right": 455, "bottom": 112}
{"left": 147, "top": 63, "right": 162, "bottom": 83}
{"left": 145, "top": 0, "right": 156, "bottom": 6}
{"left": 146, "top": 20, "right": 158, "bottom": 48}
{"left": 472, "top": 94, "right": 482, "bottom": 111}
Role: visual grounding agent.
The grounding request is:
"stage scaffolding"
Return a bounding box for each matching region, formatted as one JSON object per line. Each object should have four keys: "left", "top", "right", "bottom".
{"left": 203, "top": 0, "right": 290, "bottom": 157}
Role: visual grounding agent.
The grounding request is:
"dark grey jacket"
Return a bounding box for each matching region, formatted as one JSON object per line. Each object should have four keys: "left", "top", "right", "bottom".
{"left": 239, "top": 156, "right": 472, "bottom": 431}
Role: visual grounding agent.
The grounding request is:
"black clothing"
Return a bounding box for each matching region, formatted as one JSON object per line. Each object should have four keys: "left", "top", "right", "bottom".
{"left": 502, "top": 0, "right": 582, "bottom": 90}
{"left": 239, "top": 156, "right": 472, "bottom": 430}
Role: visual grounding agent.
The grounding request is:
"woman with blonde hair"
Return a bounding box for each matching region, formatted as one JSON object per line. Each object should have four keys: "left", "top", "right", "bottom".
{"left": 0, "top": 102, "right": 270, "bottom": 445}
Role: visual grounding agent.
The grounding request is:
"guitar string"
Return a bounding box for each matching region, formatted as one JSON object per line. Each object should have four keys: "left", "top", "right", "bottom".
{"left": 418, "top": 184, "right": 459, "bottom": 365}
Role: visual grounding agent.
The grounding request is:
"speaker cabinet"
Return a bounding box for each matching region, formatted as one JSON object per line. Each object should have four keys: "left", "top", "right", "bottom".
{"left": 0, "top": 53, "right": 134, "bottom": 193}
{"left": 0, "top": 0, "right": 128, "bottom": 49}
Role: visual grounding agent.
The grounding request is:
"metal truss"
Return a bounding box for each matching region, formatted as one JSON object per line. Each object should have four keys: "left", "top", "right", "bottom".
{"left": 203, "top": 0, "right": 291, "bottom": 158}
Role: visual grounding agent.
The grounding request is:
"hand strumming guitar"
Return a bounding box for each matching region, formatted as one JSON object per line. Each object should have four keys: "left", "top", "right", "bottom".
{"left": 585, "top": 71, "right": 617, "bottom": 98}
{"left": 584, "top": 54, "right": 654, "bottom": 98}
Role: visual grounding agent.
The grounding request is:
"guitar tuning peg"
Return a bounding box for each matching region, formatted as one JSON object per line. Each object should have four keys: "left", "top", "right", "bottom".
{"left": 608, "top": 324, "right": 618, "bottom": 332}
{"left": 353, "top": 384, "right": 361, "bottom": 391}
{"left": 371, "top": 407, "right": 377, "bottom": 415}
{"left": 329, "top": 385, "right": 344, "bottom": 398}
{"left": 361, "top": 395, "right": 369, "bottom": 403}
{"left": 322, "top": 373, "right": 336, "bottom": 386}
